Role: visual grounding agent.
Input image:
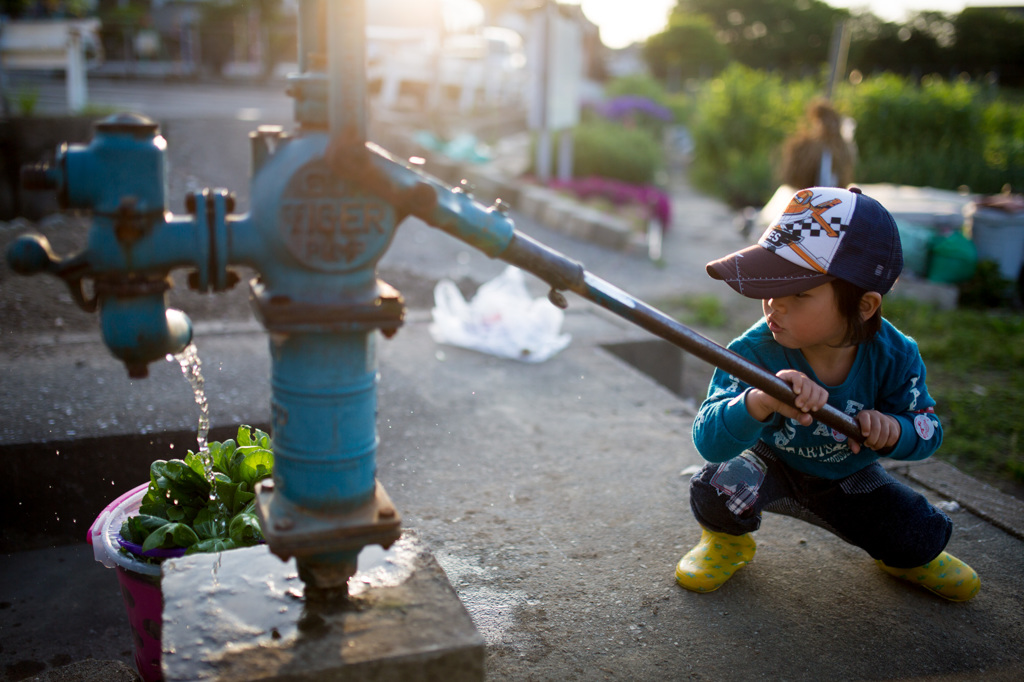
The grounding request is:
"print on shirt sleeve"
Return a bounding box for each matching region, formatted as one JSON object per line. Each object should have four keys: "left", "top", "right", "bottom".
{"left": 913, "top": 407, "right": 937, "bottom": 440}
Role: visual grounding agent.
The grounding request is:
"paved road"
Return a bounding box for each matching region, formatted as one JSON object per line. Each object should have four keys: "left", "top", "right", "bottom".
{"left": 5, "top": 71, "right": 295, "bottom": 121}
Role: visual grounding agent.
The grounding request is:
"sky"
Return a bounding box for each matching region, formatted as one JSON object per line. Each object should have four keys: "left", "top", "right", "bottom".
{"left": 566, "top": 0, "right": 1023, "bottom": 49}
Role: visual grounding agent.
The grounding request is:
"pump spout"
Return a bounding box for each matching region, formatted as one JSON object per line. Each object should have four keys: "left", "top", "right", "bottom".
{"left": 97, "top": 286, "right": 193, "bottom": 378}
{"left": 5, "top": 231, "right": 196, "bottom": 379}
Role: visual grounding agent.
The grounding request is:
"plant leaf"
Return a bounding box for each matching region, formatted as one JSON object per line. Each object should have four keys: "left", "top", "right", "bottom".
{"left": 120, "top": 514, "right": 168, "bottom": 544}
{"left": 189, "top": 537, "right": 238, "bottom": 554}
{"left": 229, "top": 512, "right": 264, "bottom": 546}
{"left": 193, "top": 507, "right": 228, "bottom": 540}
{"left": 238, "top": 424, "right": 258, "bottom": 447}
{"left": 211, "top": 439, "right": 237, "bottom": 476}
{"left": 141, "top": 522, "right": 199, "bottom": 552}
{"left": 184, "top": 450, "right": 209, "bottom": 478}
{"left": 237, "top": 447, "right": 274, "bottom": 488}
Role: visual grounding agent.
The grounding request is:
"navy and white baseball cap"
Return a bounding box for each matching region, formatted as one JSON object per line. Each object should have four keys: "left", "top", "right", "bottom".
{"left": 707, "top": 187, "right": 903, "bottom": 298}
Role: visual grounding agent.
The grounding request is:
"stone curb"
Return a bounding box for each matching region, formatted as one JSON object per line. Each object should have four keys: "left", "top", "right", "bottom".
{"left": 884, "top": 459, "right": 1024, "bottom": 540}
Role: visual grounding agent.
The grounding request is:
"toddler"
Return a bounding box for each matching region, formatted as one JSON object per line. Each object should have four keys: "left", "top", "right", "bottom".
{"left": 677, "top": 187, "right": 979, "bottom": 602}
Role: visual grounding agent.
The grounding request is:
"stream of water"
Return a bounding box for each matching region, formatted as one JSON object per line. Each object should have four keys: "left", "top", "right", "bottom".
{"left": 169, "top": 343, "right": 215, "bottom": 493}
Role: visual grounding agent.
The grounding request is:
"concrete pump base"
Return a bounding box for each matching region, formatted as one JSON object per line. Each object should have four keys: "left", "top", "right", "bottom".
{"left": 161, "top": 530, "right": 484, "bottom": 681}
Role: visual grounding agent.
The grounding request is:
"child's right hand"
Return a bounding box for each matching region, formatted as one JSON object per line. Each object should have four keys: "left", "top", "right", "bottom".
{"left": 746, "top": 369, "right": 828, "bottom": 426}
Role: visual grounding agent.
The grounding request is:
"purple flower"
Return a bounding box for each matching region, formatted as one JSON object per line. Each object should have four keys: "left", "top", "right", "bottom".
{"left": 549, "top": 176, "right": 672, "bottom": 229}
{"left": 596, "top": 95, "right": 673, "bottom": 122}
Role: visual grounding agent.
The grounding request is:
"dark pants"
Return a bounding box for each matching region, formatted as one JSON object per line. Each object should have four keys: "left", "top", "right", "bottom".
{"left": 689, "top": 443, "right": 952, "bottom": 569}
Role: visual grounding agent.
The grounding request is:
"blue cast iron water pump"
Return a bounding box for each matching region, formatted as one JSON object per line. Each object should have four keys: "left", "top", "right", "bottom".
{"left": 6, "top": 0, "right": 866, "bottom": 598}
{"left": 6, "top": 0, "right": 585, "bottom": 597}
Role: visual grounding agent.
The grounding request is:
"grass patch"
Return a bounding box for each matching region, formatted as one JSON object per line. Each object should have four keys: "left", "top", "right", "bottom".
{"left": 884, "top": 299, "right": 1024, "bottom": 492}
{"left": 657, "top": 293, "right": 731, "bottom": 329}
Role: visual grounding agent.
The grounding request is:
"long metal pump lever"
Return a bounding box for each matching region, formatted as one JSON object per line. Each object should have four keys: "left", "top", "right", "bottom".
{"left": 499, "top": 232, "right": 865, "bottom": 444}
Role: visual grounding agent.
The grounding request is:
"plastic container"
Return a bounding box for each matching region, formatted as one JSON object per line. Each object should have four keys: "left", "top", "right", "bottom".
{"left": 88, "top": 483, "right": 183, "bottom": 682}
{"left": 965, "top": 201, "right": 1024, "bottom": 282}
{"left": 895, "top": 220, "right": 935, "bottom": 278}
{"left": 928, "top": 230, "right": 977, "bottom": 284}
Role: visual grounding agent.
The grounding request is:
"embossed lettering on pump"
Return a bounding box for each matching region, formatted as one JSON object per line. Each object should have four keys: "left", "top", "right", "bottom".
{"left": 279, "top": 161, "right": 395, "bottom": 271}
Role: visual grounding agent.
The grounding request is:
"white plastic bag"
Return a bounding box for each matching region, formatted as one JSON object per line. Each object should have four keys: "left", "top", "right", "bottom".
{"left": 429, "top": 266, "right": 571, "bottom": 363}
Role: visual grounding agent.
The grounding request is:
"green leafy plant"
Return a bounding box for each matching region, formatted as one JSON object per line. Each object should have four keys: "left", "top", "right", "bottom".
{"left": 120, "top": 425, "right": 273, "bottom": 556}
{"left": 15, "top": 87, "right": 39, "bottom": 117}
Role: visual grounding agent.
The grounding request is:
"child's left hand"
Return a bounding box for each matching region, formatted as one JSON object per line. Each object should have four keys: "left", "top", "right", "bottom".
{"left": 851, "top": 410, "right": 901, "bottom": 454}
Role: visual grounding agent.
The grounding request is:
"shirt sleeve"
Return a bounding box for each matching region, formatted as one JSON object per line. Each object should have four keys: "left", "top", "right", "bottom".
{"left": 875, "top": 333, "right": 943, "bottom": 462}
{"left": 692, "top": 334, "right": 780, "bottom": 462}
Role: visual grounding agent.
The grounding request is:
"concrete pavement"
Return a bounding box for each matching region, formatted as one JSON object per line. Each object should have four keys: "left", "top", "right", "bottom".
{"left": 1, "top": 80, "right": 1023, "bottom": 681}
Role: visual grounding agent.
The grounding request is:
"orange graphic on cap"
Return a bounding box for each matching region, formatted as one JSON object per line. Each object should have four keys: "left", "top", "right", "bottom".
{"left": 783, "top": 189, "right": 842, "bottom": 236}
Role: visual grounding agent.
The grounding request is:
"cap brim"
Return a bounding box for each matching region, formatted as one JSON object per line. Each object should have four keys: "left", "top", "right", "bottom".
{"left": 707, "top": 245, "right": 834, "bottom": 299}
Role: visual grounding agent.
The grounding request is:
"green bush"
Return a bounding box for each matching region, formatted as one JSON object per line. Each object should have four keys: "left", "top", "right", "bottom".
{"left": 980, "top": 96, "right": 1024, "bottom": 192}
{"left": 838, "top": 75, "right": 984, "bottom": 190}
{"left": 553, "top": 121, "right": 664, "bottom": 186}
{"left": 958, "top": 259, "right": 1016, "bottom": 308}
{"left": 604, "top": 74, "right": 671, "bottom": 103}
{"left": 683, "top": 68, "right": 1024, "bottom": 207}
{"left": 838, "top": 75, "right": 1024, "bottom": 194}
{"left": 687, "top": 65, "right": 813, "bottom": 207}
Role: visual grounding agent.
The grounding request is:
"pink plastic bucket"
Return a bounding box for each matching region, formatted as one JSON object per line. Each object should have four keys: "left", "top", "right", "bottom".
{"left": 88, "top": 483, "right": 169, "bottom": 682}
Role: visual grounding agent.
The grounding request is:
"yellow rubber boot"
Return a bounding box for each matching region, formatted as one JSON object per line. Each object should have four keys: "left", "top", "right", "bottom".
{"left": 877, "top": 551, "right": 980, "bottom": 602}
{"left": 675, "top": 528, "right": 757, "bottom": 593}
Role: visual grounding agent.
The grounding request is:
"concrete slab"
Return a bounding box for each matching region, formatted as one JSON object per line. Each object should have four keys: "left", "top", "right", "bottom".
{"left": 161, "top": 531, "right": 484, "bottom": 682}
{"left": 0, "top": 320, "right": 271, "bottom": 445}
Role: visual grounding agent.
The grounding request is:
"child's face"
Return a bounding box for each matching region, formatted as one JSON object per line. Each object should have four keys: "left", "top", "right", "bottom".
{"left": 761, "top": 282, "right": 847, "bottom": 352}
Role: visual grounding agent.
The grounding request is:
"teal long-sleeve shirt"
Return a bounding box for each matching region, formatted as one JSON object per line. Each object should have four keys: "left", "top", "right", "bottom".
{"left": 692, "top": 318, "right": 943, "bottom": 480}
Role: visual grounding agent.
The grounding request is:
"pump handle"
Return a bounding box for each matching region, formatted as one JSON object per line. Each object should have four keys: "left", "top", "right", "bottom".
{"left": 575, "top": 271, "right": 864, "bottom": 443}
{"left": 494, "top": 229, "right": 863, "bottom": 443}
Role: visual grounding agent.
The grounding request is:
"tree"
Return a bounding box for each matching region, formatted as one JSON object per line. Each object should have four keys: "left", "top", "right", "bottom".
{"left": 846, "top": 8, "right": 1024, "bottom": 87}
{"left": 198, "top": 0, "right": 286, "bottom": 80}
{"left": 950, "top": 8, "right": 1024, "bottom": 86}
{"left": 845, "top": 13, "right": 912, "bottom": 78}
{"left": 643, "top": 13, "right": 729, "bottom": 84}
{"left": 642, "top": 0, "right": 1024, "bottom": 89}
{"left": 669, "top": 0, "right": 845, "bottom": 75}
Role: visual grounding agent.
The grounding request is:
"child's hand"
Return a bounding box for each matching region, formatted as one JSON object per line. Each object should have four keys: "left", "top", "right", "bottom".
{"left": 746, "top": 369, "right": 828, "bottom": 426}
{"left": 850, "top": 410, "right": 901, "bottom": 454}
